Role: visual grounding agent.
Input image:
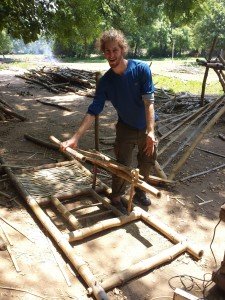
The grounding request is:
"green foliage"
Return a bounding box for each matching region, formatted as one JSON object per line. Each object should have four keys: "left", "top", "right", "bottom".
{"left": 154, "top": 74, "right": 223, "bottom": 95}
{"left": 193, "top": 0, "right": 225, "bottom": 50}
{"left": 0, "top": 0, "right": 56, "bottom": 43}
{"left": 0, "top": 30, "right": 12, "bottom": 55}
{"left": 1, "top": 0, "right": 224, "bottom": 59}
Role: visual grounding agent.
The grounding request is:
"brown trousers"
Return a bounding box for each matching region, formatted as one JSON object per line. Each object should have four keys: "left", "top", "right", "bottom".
{"left": 111, "top": 121, "right": 157, "bottom": 198}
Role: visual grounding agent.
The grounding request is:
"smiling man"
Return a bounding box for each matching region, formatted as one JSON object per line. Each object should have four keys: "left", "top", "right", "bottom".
{"left": 61, "top": 29, "right": 157, "bottom": 214}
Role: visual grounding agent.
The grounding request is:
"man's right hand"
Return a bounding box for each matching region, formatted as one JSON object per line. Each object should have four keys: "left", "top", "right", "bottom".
{"left": 60, "top": 136, "right": 78, "bottom": 151}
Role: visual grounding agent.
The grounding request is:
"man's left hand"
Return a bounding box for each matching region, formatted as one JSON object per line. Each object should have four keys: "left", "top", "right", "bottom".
{"left": 144, "top": 132, "right": 157, "bottom": 156}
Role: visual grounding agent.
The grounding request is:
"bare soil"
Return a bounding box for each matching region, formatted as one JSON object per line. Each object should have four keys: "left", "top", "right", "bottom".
{"left": 0, "top": 57, "right": 225, "bottom": 300}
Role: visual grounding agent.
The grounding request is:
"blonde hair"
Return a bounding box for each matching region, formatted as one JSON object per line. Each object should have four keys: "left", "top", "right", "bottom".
{"left": 96, "top": 29, "right": 129, "bottom": 55}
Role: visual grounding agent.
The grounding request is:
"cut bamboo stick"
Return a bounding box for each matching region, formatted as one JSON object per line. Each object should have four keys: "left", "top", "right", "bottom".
{"left": 169, "top": 97, "right": 225, "bottom": 180}
{"left": 0, "top": 216, "right": 34, "bottom": 243}
{"left": 101, "top": 242, "right": 187, "bottom": 291}
{"left": 0, "top": 157, "right": 108, "bottom": 300}
{"left": 51, "top": 196, "right": 80, "bottom": 229}
{"left": 0, "top": 223, "right": 13, "bottom": 246}
{"left": 7, "top": 245, "right": 21, "bottom": 272}
{"left": 180, "top": 163, "right": 225, "bottom": 182}
{"left": 46, "top": 237, "right": 72, "bottom": 287}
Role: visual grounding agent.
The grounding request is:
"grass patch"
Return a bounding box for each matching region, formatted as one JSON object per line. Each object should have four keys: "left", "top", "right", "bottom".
{"left": 154, "top": 74, "right": 223, "bottom": 95}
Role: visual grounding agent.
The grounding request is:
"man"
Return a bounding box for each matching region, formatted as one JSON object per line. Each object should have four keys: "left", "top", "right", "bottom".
{"left": 61, "top": 29, "right": 157, "bottom": 214}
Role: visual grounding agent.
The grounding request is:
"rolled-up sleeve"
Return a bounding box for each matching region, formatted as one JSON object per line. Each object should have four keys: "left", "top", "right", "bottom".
{"left": 140, "top": 63, "right": 155, "bottom": 103}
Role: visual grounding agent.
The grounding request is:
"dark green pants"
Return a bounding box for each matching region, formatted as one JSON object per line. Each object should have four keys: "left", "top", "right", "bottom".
{"left": 111, "top": 121, "right": 157, "bottom": 198}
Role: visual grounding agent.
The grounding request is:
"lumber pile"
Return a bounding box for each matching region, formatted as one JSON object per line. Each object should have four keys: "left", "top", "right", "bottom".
{"left": 16, "top": 67, "right": 96, "bottom": 97}
{"left": 0, "top": 98, "right": 27, "bottom": 122}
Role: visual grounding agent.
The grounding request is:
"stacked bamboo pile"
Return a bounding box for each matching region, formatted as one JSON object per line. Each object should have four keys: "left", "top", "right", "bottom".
{"left": 154, "top": 89, "right": 210, "bottom": 114}
{"left": 0, "top": 98, "right": 27, "bottom": 122}
{"left": 156, "top": 94, "right": 225, "bottom": 180}
{"left": 16, "top": 67, "right": 96, "bottom": 97}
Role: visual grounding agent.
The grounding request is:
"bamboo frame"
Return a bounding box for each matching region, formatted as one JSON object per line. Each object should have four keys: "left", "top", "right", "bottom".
{"left": 0, "top": 155, "right": 204, "bottom": 299}
{"left": 0, "top": 157, "right": 108, "bottom": 300}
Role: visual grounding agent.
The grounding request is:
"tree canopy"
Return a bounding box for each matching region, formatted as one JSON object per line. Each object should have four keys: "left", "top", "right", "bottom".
{"left": 0, "top": 0, "right": 224, "bottom": 57}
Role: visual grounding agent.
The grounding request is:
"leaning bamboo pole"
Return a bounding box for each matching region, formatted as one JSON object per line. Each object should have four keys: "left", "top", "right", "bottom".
{"left": 0, "top": 157, "right": 108, "bottom": 300}
{"left": 101, "top": 242, "right": 187, "bottom": 291}
{"left": 169, "top": 97, "right": 225, "bottom": 180}
{"left": 162, "top": 96, "right": 225, "bottom": 169}
{"left": 158, "top": 102, "right": 213, "bottom": 156}
{"left": 140, "top": 210, "right": 203, "bottom": 260}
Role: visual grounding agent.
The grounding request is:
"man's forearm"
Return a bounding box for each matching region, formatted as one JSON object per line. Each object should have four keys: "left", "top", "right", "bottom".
{"left": 73, "top": 113, "right": 95, "bottom": 139}
{"left": 144, "top": 101, "right": 155, "bottom": 135}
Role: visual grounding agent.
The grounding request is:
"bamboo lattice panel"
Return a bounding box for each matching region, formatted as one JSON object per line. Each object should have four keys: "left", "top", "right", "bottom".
{"left": 16, "top": 161, "right": 98, "bottom": 201}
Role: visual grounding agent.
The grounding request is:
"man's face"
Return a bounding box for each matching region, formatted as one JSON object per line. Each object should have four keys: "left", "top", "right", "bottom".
{"left": 103, "top": 41, "right": 124, "bottom": 69}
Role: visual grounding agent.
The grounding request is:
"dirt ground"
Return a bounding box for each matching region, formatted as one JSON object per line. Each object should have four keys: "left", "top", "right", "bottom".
{"left": 0, "top": 57, "right": 225, "bottom": 300}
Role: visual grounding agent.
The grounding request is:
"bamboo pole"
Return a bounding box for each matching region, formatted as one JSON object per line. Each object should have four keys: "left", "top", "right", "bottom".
{"left": 158, "top": 109, "right": 201, "bottom": 142}
{"left": 169, "top": 98, "right": 225, "bottom": 180}
{"left": 140, "top": 210, "right": 203, "bottom": 260}
{"left": 200, "top": 36, "right": 218, "bottom": 106}
{"left": 154, "top": 161, "right": 167, "bottom": 179}
{"left": 101, "top": 242, "right": 187, "bottom": 291}
{"left": 50, "top": 136, "right": 86, "bottom": 162}
{"left": 64, "top": 208, "right": 141, "bottom": 242}
{"left": 214, "top": 69, "right": 225, "bottom": 92}
{"left": 51, "top": 196, "right": 80, "bottom": 229}
{"left": 163, "top": 96, "right": 225, "bottom": 169}
{"left": 0, "top": 157, "right": 108, "bottom": 300}
{"left": 158, "top": 102, "right": 213, "bottom": 156}
{"left": 180, "top": 162, "right": 225, "bottom": 182}
{"left": 0, "top": 103, "right": 27, "bottom": 121}
{"left": 51, "top": 137, "right": 161, "bottom": 198}
{"left": 7, "top": 245, "right": 21, "bottom": 272}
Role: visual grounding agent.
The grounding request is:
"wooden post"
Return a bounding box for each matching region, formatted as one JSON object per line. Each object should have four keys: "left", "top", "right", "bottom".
{"left": 92, "top": 72, "right": 102, "bottom": 190}
{"left": 200, "top": 36, "right": 218, "bottom": 106}
{"left": 128, "top": 169, "right": 139, "bottom": 214}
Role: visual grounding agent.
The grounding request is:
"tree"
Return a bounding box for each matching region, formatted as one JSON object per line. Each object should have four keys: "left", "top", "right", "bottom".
{"left": 193, "top": 0, "right": 225, "bottom": 52}
{"left": 0, "top": 0, "right": 56, "bottom": 43}
{"left": 0, "top": 30, "right": 12, "bottom": 56}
